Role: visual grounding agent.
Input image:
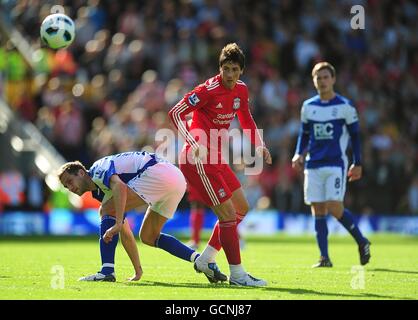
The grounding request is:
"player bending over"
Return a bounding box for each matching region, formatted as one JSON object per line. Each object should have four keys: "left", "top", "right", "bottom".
{"left": 58, "top": 151, "right": 200, "bottom": 281}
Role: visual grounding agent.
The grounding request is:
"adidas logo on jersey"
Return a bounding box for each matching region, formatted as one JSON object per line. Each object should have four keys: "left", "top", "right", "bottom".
{"left": 215, "top": 103, "right": 223, "bottom": 109}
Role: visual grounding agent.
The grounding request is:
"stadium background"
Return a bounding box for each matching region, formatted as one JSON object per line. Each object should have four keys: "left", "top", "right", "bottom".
{"left": 0, "top": 0, "right": 417, "bottom": 236}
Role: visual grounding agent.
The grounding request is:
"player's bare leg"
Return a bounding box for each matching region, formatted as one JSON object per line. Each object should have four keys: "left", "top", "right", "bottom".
{"left": 327, "top": 201, "right": 344, "bottom": 219}
{"left": 139, "top": 208, "right": 167, "bottom": 246}
{"left": 140, "top": 207, "right": 200, "bottom": 263}
{"left": 231, "top": 188, "right": 250, "bottom": 217}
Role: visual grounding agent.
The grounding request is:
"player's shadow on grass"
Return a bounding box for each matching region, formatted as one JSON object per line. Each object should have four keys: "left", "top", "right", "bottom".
{"left": 261, "top": 287, "right": 414, "bottom": 300}
{"left": 370, "top": 268, "right": 418, "bottom": 275}
{"left": 126, "top": 280, "right": 228, "bottom": 289}
{"left": 125, "top": 281, "right": 412, "bottom": 299}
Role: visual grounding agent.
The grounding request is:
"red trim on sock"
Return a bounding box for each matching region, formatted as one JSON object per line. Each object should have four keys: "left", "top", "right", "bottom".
{"left": 208, "top": 213, "right": 245, "bottom": 250}
{"left": 236, "top": 212, "right": 245, "bottom": 223}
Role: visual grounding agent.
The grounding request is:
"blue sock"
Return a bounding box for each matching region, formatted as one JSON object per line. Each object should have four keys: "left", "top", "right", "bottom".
{"left": 338, "top": 209, "right": 366, "bottom": 245}
{"left": 155, "top": 233, "right": 198, "bottom": 262}
{"left": 315, "top": 217, "right": 329, "bottom": 258}
{"left": 99, "top": 216, "right": 119, "bottom": 275}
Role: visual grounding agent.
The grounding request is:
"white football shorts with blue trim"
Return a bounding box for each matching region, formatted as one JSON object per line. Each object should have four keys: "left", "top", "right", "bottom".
{"left": 126, "top": 161, "right": 187, "bottom": 219}
{"left": 303, "top": 166, "right": 347, "bottom": 205}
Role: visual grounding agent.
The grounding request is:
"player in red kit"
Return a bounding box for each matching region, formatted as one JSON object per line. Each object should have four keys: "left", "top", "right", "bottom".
{"left": 188, "top": 200, "right": 206, "bottom": 250}
{"left": 168, "top": 43, "right": 272, "bottom": 286}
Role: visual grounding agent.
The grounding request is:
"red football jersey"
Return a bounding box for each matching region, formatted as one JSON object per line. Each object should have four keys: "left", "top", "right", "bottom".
{"left": 169, "top": 74, "right": 264, "bottom": 163}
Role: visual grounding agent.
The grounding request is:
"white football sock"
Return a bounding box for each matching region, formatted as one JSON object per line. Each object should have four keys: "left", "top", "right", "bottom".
{"left": 190, "top": 251, "right": 199, "bottom": 262}
{"left": 229, "top": 264, "right": 246, "bottom": 279}
{"left": 198, "top": 245, "right": 218, "bottom": 263}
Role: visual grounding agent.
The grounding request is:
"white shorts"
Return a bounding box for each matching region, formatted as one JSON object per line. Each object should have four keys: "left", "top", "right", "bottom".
{"left": 304, "top": 166, "right": 347, "bottom": 205}
{"left": 127, "top": 161, "right": 187, "bottom": 219}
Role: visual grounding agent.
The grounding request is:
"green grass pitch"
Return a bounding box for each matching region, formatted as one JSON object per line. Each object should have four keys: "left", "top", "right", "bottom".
{"left": 1, "top": 234, "right": 417, "bottom": 300}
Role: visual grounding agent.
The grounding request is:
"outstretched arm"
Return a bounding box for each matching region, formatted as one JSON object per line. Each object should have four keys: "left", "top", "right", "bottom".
{"left": 121, "top": 219, "right": 143, "bottom": 281}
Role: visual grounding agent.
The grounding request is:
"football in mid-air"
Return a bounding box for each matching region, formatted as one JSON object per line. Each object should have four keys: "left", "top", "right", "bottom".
{"left": 40, "top": 13, "right": 75, "bottom": 49}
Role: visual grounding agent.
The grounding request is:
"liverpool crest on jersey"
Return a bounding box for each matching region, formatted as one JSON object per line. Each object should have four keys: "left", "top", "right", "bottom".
{"left": 218, "top": 188, "right": 226, "bottom": 198}
{"left": 233, "top": 97, "right": 240, "bottom": 110}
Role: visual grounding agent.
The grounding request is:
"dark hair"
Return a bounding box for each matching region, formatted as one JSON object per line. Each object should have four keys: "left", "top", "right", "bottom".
{"left": 312, "top": 61, "right": 336, "bottom": 78}
{"left": 57, "top": 161, "right": 87, "bottom": 180}
{"left": 219, "top": 43, "right": 245, "bottom": 70}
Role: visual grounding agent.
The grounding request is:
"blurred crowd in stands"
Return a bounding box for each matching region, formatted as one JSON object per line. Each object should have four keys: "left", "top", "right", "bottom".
{"left": 0, "top": 0, "right": 417, "bottom": 215}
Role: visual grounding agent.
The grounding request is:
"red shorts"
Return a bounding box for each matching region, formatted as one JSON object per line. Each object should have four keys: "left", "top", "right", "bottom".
{"left": 180, "top": 161, "right": 241, "bottom": 207}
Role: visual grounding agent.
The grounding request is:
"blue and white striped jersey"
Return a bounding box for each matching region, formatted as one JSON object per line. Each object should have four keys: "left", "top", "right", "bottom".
{"left": 296, "top": 94, "right": 361, "bottom": 169}
{"left": 88, "top": 151, "right": 158, "bottom": 203}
